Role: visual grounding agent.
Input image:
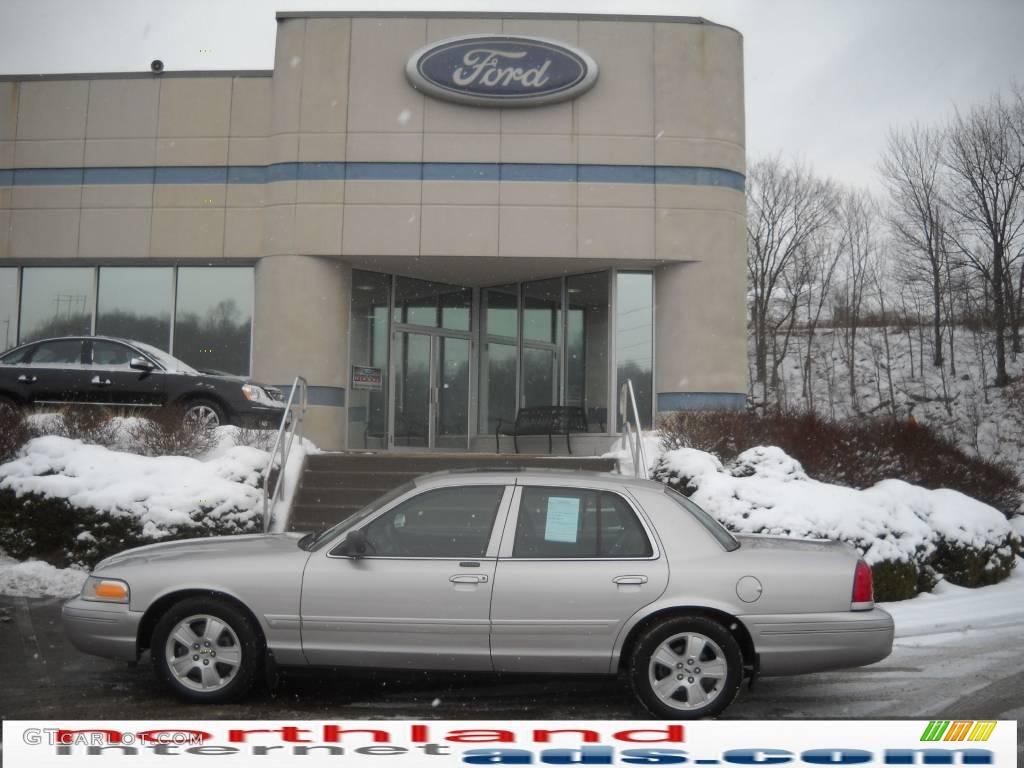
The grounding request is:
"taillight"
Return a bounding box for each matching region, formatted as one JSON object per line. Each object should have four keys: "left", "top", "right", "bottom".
{"left": 851, "top": 559, "right": 874, "bottom": 609}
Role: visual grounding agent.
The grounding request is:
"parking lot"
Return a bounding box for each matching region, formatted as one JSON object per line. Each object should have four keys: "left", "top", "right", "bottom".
{"left": 3, "top": 594, "right": 1024, "bottom": 744}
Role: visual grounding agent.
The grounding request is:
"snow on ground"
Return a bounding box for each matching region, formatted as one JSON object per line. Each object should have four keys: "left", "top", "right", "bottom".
{"left": 885, "top": 557, "right": 1024, "bottom": 638}
{"left": 655, "top": 444, "right": 1016, "bottom": 566}
{"left": 0, "top": 553, "right": 88, "bottom": 598}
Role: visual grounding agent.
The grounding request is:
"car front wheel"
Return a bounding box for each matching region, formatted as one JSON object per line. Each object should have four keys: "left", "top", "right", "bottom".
{"left": 151, "top": 597, "right": 261, "bottom": 703}
{"left": 182, "top": 399, "right": 225, "bottom": 429}
{"left": 630, "top": 615, "right": 743, "bottom": 719}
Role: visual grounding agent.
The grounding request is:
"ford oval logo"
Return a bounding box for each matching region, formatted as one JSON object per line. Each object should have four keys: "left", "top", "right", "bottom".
{"left": 406, "top": 34, "right": 599, "bottom": 108}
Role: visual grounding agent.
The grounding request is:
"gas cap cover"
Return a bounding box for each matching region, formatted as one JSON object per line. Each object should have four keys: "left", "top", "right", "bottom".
{"left": 736, "top": 575, "right": 763, "bottom": 603}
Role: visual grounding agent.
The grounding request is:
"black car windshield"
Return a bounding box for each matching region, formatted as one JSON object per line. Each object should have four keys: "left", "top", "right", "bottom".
{"left": 302, "top": 480, "right": 417, "bottom": 551}
{"left": 131, "top": 341, "right": 199, "bottom": 374}
{"left": 664, "top": 487, "right": 740, "bottom": 551}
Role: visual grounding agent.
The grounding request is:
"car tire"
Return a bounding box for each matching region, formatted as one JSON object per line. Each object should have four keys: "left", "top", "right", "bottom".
{"left": 630, "top": 615, "right": 743, "bottom": 719}
{"left": 151, "top": 597, "right": 261, "bottom": 703}
{"left": 181, "top": 398, "right": 226, "bottom": 429}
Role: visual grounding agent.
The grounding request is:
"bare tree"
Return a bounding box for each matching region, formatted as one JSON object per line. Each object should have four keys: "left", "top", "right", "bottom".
{"left": 879, "top": 123, "right": 950, "bottom": 367}
{"left": 944, "top": 91, "right": 1024, "bottom": 386}
{"left": 747, "top": 157, "right": 838, "bottom": 403}
{"left": 834, "top": 190, "right": 879, "bottom": 410}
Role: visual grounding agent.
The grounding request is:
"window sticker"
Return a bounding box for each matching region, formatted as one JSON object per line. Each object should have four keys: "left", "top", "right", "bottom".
{"left": 545, "top": 497, "right": 581, "bottom": 543}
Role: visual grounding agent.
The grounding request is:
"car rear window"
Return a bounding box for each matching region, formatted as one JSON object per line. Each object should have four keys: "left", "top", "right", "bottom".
{"left": 664, "top": 488, "right": 740, "bottom": 551}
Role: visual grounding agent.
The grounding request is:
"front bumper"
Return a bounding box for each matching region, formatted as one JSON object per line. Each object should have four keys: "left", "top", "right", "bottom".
{"left": 741, "top": 607, "right": 894, "bottom": 676}
{"left": 234, "top": 404, "right": 288, "bottom": 429}
{"left": 62, "top": 597, "right": 142, "bottom": 662}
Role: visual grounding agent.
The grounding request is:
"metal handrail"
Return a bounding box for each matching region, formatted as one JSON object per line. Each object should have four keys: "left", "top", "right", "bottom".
{"left": 619, "top": 379, "right": 649, "bottom": 480}
{"left": 261, "top": 376, "right": 308, "bottom": 533}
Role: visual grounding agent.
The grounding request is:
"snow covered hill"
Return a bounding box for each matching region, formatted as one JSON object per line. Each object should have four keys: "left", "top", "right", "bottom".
{"left": 763, "top": 325, "right": 1024, "bottom": 476}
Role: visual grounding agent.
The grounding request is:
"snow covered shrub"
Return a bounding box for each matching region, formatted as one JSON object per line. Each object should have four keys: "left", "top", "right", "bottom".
{"left": 50, "top": 406, "right": 119, "bottom": 447}
{"left": 652, "top": 445, "right": 1018, "bottom": 601}
{"left": 0, "top": 404, "right": 30, "bottom": 463}
{"left": 660, "top": 410, "right": 1022, "bottom": 518}
{"left": 0, "top": 488, "right": 259, "bottom": 569}
{"left": 127, "top": 405, "right": 219, "bottom": 457}
{"left": 870, "top": 559, "right": 933, "bottom": 602}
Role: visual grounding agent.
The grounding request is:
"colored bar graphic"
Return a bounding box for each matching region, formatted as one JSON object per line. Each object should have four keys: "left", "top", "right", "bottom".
{"left": 921, "top": 720, "right": 996, "bottom": 742}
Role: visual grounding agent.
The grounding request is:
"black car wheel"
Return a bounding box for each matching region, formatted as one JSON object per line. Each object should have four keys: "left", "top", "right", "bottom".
{"left": 182, "top": 398, "right": 225, "bottom": 429}
{"left": 151, "top": 597, "right": 261, "bottom": 703}
{"left": 630, "top": 615, "right": 743, "bottom": 719}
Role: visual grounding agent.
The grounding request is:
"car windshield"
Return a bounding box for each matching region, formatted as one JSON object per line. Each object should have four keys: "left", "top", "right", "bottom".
{"left": 664, "top": 487, "right": 740, "bottom": 551}
{"left": 301, "top": 480, "right": 418, "bottom": 551}
{"left": 130, "top": 340, "right": 199, "bottom": 374}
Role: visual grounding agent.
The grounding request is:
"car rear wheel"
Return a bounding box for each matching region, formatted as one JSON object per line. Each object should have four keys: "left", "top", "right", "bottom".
{"left": 151, "top": 597, "right": 261, "bottom": 703}
{"left": 630, "top": 615, "right": 743, "bottom": 719}
{"left": 182, "top": 398, "right": 225, "bottom": 429}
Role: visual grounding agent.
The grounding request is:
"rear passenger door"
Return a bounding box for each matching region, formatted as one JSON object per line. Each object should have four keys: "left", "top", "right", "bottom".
{"left": 490, "top": 484, "right": 669, "bottom": 674}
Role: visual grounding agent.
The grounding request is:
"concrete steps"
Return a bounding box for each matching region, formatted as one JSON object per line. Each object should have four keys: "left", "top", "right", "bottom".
{"left": 287, "top": 452, "right": 619, "bottom": 532}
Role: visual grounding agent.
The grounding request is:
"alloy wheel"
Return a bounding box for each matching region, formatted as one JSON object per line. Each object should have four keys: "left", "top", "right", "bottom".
{"left": 647, "top": 631, "right": 728, "bottom": 711}
{"left": 164, "top": 614, "right": 242, "bottom": 693}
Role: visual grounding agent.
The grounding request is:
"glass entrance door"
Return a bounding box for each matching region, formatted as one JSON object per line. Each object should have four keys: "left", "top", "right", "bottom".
{"left": 391, "top": 330, "right": 470, "bottom": 450}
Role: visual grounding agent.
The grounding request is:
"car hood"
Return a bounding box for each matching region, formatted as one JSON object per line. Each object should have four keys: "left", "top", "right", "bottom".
{"left": 95, "top": 533, "right": 306, "bottom": 571}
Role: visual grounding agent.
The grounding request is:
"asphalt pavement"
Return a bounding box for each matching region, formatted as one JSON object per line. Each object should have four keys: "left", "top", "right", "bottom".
{"left": 1, "top": 595, "right": 1021, "bottom": 757}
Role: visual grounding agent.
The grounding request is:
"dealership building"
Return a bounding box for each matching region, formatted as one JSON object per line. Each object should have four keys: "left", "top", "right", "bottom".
{"left": 0, "top": 12, "right": 747, "bottom": 452}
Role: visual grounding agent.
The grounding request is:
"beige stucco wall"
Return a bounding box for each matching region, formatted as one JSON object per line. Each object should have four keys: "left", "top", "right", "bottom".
{"left": 0, "top": 12, "right": 749, "bottom": 427}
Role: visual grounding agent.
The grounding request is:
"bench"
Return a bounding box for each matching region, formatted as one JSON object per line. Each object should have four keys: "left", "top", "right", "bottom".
{"left": 495, "top": 406, "right": 588, "bottom": 454}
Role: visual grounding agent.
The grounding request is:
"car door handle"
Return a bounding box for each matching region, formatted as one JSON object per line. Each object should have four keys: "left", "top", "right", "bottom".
{"left": 450, "top": 574, "right": 488, "bottom": 584}
{"left": 613, "top": 575, "right": 648, "bottom": 585}
{"left": 17, "top": 375, "right": 37, "bottom": 383}
{"left": 91, "top": 376, "right": 112, "bottom": 386}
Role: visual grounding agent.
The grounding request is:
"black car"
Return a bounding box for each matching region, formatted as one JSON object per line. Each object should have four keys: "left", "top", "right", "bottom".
{"left": 0, "top": 336, "right": 286, "bottom": 428}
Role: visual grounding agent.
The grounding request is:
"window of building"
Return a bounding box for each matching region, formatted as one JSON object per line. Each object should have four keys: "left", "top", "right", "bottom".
{"left": 174, "top": 267, "right": 253, "bottom": 376}
{"left": 522, "top": 278, "right": 562, "bottom": 408}
{"left": 362, "top": 486, "right": 505, "bottom": 558}
{"left": 616, "top": 272, "right": 654, "bottom": 429}
{"left": 19, "top": 268, "right": 95, "bottom": 344}
{"left": 0, "top": 268, "right": 18, "bottom": 353}
{"left": 480, "top": 285, "right": 519, "bottom": 434}
{"left": 96, "top": 267, "right": 174, "bottom": 351}
{"left": 394, "top": 276, "right": 471, "bottom": 331}
{"left": 349, "top": 270, "right": 391, "bottom": 448}
{"left": 512, "top": 487, "right": 652, "bottom": 559}
{"left": 566, "top": 273, "right": 609, "bottom": 432}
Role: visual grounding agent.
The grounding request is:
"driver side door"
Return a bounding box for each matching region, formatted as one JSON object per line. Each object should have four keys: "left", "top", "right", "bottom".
{"left": 299, "top": 483, "right": 513, "bottom": 670}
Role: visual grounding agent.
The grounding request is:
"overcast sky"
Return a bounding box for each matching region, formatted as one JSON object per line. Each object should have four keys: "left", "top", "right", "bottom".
{"left": 2, "top": 0, "right": 1022, "bottom": 190}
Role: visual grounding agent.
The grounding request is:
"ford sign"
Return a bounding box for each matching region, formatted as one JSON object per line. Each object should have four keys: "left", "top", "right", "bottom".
{"left": 405, "top": 34, "right": 598, "bottom": 107}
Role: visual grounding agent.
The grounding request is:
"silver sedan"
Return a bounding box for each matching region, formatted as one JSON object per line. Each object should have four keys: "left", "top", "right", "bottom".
{"left": 62, "top": 470, "right": 894, "bottom": 718}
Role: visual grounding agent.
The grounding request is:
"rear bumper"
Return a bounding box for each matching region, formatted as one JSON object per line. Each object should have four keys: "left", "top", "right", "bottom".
{"left": 62, "top": 598, "right": 142, "bottom": 662}
{"left": 741, "top": 607, "right": 894, "bottom": 676}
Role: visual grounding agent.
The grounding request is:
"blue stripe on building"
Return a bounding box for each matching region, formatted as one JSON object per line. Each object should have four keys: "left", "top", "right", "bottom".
{"left": 1, "top": 162, "right": 744, "bottom": 190}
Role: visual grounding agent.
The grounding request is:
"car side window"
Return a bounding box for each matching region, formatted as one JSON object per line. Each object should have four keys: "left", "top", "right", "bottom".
{"left": 0, "top": 345, "right": 34, "bottom": 364}
{"left": 91, "top": 340, "right": 135, "bottom": 368}
{"left": 361, "top": 486, "right": 505, "bottom": 558}
{"left": 28, "top": 339, "right": 85, "bottom": 364}
{"left": 512, "top": 487, "right": 653, "bottom": 559}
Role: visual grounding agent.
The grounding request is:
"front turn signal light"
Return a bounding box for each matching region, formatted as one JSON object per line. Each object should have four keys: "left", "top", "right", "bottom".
{"left": 82, "top": 577, "right": 130, "bottom": 604}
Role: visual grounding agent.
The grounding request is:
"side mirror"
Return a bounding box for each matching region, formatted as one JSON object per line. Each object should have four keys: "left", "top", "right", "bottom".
{"left": 130, "top": 356, "right": 156, "bottom": 372}
{"left": 337, "top": 529, "right": 368, "bottom": 558}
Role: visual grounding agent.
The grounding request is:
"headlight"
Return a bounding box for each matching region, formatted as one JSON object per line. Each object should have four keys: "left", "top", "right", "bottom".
{"left": 81, "top": 577, "right": 130, "bottom": 603}
{"left": 241, "top": 383, "right": 276, "bottom": 406}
